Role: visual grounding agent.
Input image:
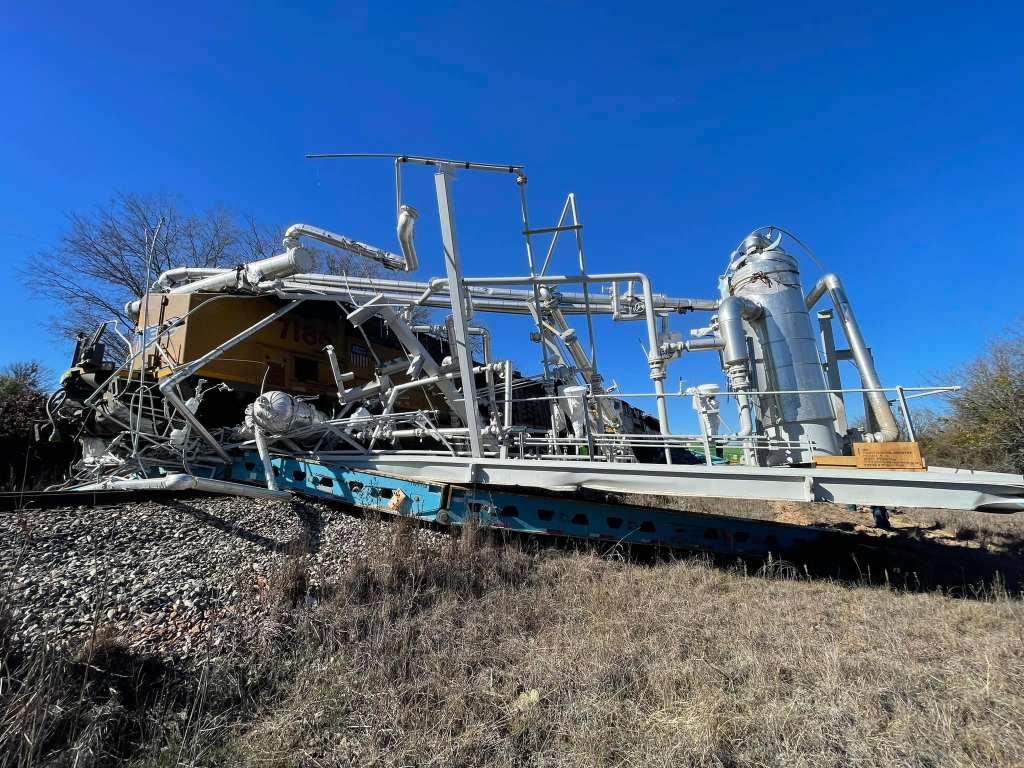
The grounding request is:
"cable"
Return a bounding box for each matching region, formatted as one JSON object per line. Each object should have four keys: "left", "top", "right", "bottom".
{"left": 737, "top": 225, "right": 829, "bottom": 274}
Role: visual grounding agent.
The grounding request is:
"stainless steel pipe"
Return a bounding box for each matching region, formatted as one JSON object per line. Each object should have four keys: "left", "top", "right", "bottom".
{"left": 806, "top": 274, "right": 899, "bottom": 442}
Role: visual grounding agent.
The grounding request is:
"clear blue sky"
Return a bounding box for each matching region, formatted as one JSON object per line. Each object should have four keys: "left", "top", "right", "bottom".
{"left": 1, "top": 2, "right": 1021, "bottom": 431}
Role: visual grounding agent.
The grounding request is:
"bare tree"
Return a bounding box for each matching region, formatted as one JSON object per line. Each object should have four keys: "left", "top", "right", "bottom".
{"left": 24, "top": 193, "right": 430, "bottom": 360}
{"left": 24, "top": 194, "right": 276, "bottom": 348}
{"left": 0, "top": 361, "right": 49, "bottom": 397}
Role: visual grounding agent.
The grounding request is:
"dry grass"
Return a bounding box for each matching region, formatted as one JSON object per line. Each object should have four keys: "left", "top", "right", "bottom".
{"left": 225, "top": 524, "right": 1024, "bottom": 768}
{"left": 4, "top": 520, "right": 1024, "bottom": 767}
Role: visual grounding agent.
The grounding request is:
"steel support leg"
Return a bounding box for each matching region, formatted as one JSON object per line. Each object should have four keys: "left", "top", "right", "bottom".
{"left": 435, "top": 168, "right": 483, "bottom": 458}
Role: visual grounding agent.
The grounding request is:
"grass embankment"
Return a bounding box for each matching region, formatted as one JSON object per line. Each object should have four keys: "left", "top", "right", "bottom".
{"left": 3, "top": 522, "right": 1023, "bottom": 767}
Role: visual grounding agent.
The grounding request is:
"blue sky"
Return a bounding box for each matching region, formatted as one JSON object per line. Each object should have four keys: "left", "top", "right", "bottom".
{"left": 1, "top": 2, "right": 1021, "bottom": 431}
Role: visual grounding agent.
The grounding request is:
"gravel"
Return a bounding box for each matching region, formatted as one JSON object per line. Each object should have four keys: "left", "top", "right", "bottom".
{"left": 0, "top": 494, "right": 450, "bottom": 660}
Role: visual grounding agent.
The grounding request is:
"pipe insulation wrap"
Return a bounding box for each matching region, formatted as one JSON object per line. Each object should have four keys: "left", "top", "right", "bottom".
{"left": 252, "top": 391, "right": 327, "bottom": 434}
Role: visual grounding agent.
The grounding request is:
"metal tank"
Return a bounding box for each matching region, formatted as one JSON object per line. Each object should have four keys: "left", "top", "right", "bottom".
{"left": 724, "top": 233, "right": 840, "bottom": 463}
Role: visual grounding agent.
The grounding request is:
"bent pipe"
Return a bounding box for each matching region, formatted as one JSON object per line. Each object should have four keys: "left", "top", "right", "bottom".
{"left": 155, "top": 267, "right": 223, "bottom": 290}
{"left": 718, "top": 296, "right": 762, "bottom": 367}
{"left": 284, "top": 223, "right": 414, "bottom": 272}
{"left": 130, "top": 253, "right": 314, "bottom": 320}
{"left": 74, "top": 474, "right": 289, "bottom": 498}
{"left": 806, "top": 273, "right": 899, "bottom": 442}
{"left": 396, "top": 205, "right": 419, "bottom": 272}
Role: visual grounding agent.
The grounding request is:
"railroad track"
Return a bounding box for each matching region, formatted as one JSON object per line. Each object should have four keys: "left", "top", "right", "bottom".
{"left": 0, "top": 488, "right": 220, "bottom": 512}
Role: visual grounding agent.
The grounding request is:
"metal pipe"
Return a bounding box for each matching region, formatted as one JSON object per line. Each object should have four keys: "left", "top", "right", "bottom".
{"left": 718, "top": 296, "right": 761, "bottom": 365}
{"left": 282, "top": 273, "right": 719, "bottom": 313}
{"left": 168, "top": 249, "right": 317, "bottom": 295}
{"left": 547, "top": 306, "right": 619, "bottom": 429}
{"left": 253, "top": 425, "right": 278, "bottom": 491}
{"left": 414, "top": 323, "right": 497, "bottom": 411}
{"left": 569, "top": 193, "right": 600, "bottom": 387}
{"left": 283, "top": 223, "right": 411, "bottom": 272}
{"left": 387, "top": 364, "right": 494, "bottom": 397}
{"left": 685, "top": 337, "right": 726, "bottom": 352}
{"left": 816, "top": 309, "right": 848, "bottom": 435}
{"left": 502, "top": 359, "right": 513, "bottom": 460}
{"left": 469, "top": 326, "right": 498, "bottom": 422}
{"left": 895, "top": 385, "right": 916, "bottom": 442}
{"left": 396, "top": 205, "right": 420, "bottom": 272}
{"left": 347, "top": 296, "right": 472, "bottom": 425}
{"left": 74, "top": 473, "right": 289, "bottom": 498}
{"left": 805, "top": 274, "right": 900, "bottom": 442}
{"left": 158, "top": 300, "right": 303, "bottom": 462}
{"left": 717, "top": 295, "right": 763, "bottom": 439}
{"left": 308, "top": 153, "right": 524, "bottom": 174}
{"left": 160, "top": 385, "right": 232, "bottom": 463}
{"left": 507, "top": 385, "right": 955, "bottom": 400}
{"left": 451, "top": 272, "right": 672, "bottom": 440}
{"left": 323, "top": 344, "right": 354, "bottom": 399}
{"left": 155, "top": 267, "right": 224, "bottom": 289}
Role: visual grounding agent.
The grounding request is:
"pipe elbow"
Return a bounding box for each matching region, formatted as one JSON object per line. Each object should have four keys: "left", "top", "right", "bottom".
{"left": 718, "top": 295, "right": 761, "bottom": 366}
{"left": 865, "top": 423, "right": 901, "bottom": 443}
{"left": 735, "top": 392, "right": 755, "bottom": 436}
{"left": 282, "top": 223, "right": 304, "bottom": 249}
{"left": 719, "top": 295, "right": 762, "bottom": 323}
{"left": 397, "top": 205, "right": 419, "bottom": 272}
{"left": 805, "top": 273, "right": 842, "bottom": 309}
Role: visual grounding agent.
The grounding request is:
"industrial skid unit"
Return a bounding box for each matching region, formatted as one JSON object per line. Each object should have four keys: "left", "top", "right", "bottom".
{"left": 48, "top": 153, "right": 1024, "bottom": 556}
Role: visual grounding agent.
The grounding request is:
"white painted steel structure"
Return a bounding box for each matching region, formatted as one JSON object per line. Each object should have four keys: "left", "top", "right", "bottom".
{"left": 52, "top": 153, "right": 1024, "bottom": 513}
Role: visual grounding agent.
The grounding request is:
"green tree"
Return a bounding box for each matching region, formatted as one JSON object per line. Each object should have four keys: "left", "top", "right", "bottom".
{"left": 917, "top": 324, "right": 1024, "bottom": 474}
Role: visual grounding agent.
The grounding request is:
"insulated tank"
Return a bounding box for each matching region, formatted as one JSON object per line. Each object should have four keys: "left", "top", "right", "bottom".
{"left": 726, "top": 234, "right": 840, "bottom": 463}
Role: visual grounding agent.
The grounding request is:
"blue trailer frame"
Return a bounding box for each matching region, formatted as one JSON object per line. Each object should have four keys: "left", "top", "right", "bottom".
{"left": 232, "top": 452, "right": 830, "bottom": 557}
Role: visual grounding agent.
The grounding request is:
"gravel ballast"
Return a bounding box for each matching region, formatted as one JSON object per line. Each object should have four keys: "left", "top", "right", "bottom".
{"left": 1, "top": 494, "right": 449, "bottom": 659}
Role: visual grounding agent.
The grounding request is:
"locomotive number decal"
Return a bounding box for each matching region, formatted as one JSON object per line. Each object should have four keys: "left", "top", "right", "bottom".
{"left": 277, "top": 318, "right": 334, "bottom": 349}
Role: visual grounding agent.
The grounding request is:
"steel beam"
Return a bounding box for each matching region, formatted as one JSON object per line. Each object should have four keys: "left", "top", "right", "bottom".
{"left": 435, "top": 168, "right": 483, "bottom": 457}
{"left": 323, "top": 454, "right": 1024, "bottom": 512}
